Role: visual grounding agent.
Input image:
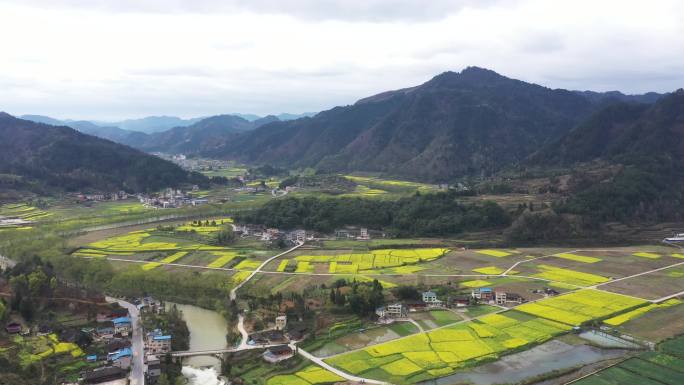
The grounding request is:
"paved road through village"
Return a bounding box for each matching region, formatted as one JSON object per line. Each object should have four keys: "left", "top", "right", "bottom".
{"left": 108, "top": 296, "right": 145, "bottom": 385}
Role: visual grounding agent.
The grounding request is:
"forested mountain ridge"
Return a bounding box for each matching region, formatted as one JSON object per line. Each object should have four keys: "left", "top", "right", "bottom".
{"left": 0, "top": 113, "right": 205, "bottom": 193}
{"left": 126, "top": 114, "right": 277, "bottom": 153}
{"left": 203, "top": 67, "right": 662, "bottom": 181}
{"left": 529, "top": 90, "right": 684, "bottom": 223}
{"left": 22, "top": 113, "right": 280, "bottom": 154}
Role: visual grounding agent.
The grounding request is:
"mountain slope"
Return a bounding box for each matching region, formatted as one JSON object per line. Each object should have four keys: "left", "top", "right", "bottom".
{"left": 0, "top": 113, "right": 204, "bottom": 193}
{"left": 22, "top": 114, "right": 280, "bottom": 154}
{"left": 21, "top": 115, "right": 142, "bottom": 143}
{"left": 206, "top": 67, "right": 626, "bottom": 181}
{"left": 128, "top": 114, "right": 279, "bottom": 153}
{"left": 531, "top": 89, "right": 684, "bottom": 222}
{"left": 533, "top": 89, "right": 684, "bottom": 166}
{"left": 97, "top": 116, "right": 204, "bottom": 134}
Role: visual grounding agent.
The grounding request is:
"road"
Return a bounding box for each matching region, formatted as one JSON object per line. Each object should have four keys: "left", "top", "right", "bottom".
{"left": 230, "top": 241, "right": 303, "bottom": 349}
{"left": 108, "top": 296, "right": 145, "bottom": 385}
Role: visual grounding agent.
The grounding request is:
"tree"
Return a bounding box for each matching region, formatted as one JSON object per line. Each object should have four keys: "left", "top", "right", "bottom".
{"left": 0, "top": 300, "right": 6, "bottom": 321}
{"left": 216, "top": 226, "right": 236, "bottom": 246}
{"left": 394, "top": 285, "right": 420, "bottom": 300}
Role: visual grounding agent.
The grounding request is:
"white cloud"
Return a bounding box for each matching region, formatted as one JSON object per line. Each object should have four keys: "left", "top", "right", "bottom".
{"left": 0, "top": 0, "right": 682, "bottom": 120}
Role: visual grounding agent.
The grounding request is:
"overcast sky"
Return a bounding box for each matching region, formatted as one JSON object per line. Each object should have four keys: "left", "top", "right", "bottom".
{"left": 1, "top": 0, "right": 683, "bottom": 120}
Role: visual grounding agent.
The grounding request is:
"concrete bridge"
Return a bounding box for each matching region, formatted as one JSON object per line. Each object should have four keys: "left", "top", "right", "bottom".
{"left": 170, "top": 343, "right": 281, "bottom": 358}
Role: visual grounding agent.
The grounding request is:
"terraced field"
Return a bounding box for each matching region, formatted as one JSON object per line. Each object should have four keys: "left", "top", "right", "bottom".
{"left": 71, "top": 218, "right": 270, "bottom": 270}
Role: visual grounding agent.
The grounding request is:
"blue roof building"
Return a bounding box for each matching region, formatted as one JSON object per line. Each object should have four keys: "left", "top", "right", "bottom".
{"left": 112, "top": 317, "right": 131, "bottom": 325}
{"left": 109, "top": 348, "right": 132, "bottom": 361}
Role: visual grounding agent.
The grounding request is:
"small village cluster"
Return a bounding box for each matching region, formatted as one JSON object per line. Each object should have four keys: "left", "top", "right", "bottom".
{"left": 234, "top": 224, "right": 311, "bottom": 244}
{"left": 139, "top": 187, "right": 208, "bottom": 209}
{"left": 5, "top": 296, "right": 175, "bottom": 385}
{"left": 374, "top": 287, "right": 545, "bottom": 323}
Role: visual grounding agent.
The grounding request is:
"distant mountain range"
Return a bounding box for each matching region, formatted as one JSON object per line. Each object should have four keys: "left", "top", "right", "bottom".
{"left": 0, "top": 113, "right": 204, "bottom": 194}
{"left": 20, "top": 111, "right": 317, "bottom": 154}
{"left": 17, "top": 67, "right": 672, "bottom": 185}
{"left": 201, "top": 67, "right": 665, "bottom": 181}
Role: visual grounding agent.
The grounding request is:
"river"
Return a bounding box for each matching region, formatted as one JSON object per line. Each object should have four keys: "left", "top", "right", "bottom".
{"left": 168, "top": 302, "right": 229, "bottom": 385}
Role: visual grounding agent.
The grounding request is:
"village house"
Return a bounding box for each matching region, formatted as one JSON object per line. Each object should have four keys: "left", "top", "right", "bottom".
{"left": 494, "top": 291, "right": 526, "bottom": 305}
{"left": 81, "top": 366, "right": 126, "bottom": 384}
{"left": 95, "top": 324, "right": 115, "bottom": 341}
{"left": 108, "top": 347, "right": 132, "bottom": 369}
{"left": 376, "top": 303, "right": 407, "bottom": 320}
{"left": 422, "top": 291, "right": 444, "bottom": 307}
{"left": 286, "top": 326, "right": 307, "bottom": 341}
{"left": 145, "top": 354, "right": 162, "bottom": 384}
{"left": 406, "top": 301, "right": 428, "bottom": 312}
{"left": 449, "top": 295, "right": 471, "bottom": 308}
{"left": 471, "top": 287, "right": 494, "bottom": 302}
{"left": 145, "top": 330, "right": 172, "bottom": 354}
{"left": 112, "top": 317, "right": 132, "bottom": 337}
{"left": 275, "top": 315, "right": 287, "bottom": 330}
{"left": 262, "top": 345, "right": 294, "bottom": 363}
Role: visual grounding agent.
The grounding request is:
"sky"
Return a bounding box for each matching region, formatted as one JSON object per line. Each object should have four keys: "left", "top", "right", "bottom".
{"left": 1, "top": 0, "right": 683, "bottom": 120}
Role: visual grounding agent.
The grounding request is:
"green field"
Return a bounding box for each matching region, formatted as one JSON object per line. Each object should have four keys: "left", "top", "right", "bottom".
{"left": 573, "top": 335, "right": 684, "bottom": 385}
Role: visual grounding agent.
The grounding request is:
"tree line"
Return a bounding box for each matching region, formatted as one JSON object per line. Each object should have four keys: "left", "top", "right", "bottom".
{"left": 236, "top": 190, "right": 511, "bottom": 236}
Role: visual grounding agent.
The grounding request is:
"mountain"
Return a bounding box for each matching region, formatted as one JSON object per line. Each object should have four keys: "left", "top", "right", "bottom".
{"left": 125, "top": 114, "right": 279, "bottom": 153}
{"left": 573, "top": 90, "right": 663, "bottom": 105}
{"left": 96, "top": 116, "right": 205, "bottom": 134}
{"left": 530, "top": 90, "right": 684, "bottom": 222}
{"left": 533, "top": 89, "right": 683, "bottom": 166}
{"left": 0, "top": 113, "right": 204, "bottom": 193}
{"left": 276, "top": 112, "right": 317, "bottom": 121}
{"left": 21, "top": 114, "right": 280, "bottom": 154}
{"left": 21, "top": 115, "right": 141, "bottom": 143}
{"left": 204, "top": 67, "right": 633, "bottom": 181}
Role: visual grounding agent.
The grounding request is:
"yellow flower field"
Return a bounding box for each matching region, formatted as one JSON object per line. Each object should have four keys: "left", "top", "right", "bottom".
{"left": 207, "top": 251, "right": 238, "bottom": 268}
{"left": 460, "top": 280, "right": 491, "bottom": 288}
{"left": 267, "top": 365, "right": 344, "bottom": 385}
{"left": 326, "top": 311, "right": 570, "bottom": 383}
{"left": 516, "top": 289, "right": 648, "bottom": 326}
{"left": 277, "top": 260, "right": 289, "bottom": 272}
{"left": 476, "top": 249, "right": 512, "bottom": 258}
{"left": 472, "top": 266, "right": 504, "bottom": 275}
{"left": 633, "top": 252, "right": 660, "bottom": 259}
{"left": 142, "top": 251, "right": 188, "bottom": 270}
{"left": 533, "top": 265, "right": 609, "bottom": 287}
{"left": 554, "top": 253, "right": 602, "bottom": 263}
{"left": 294, "top": 248, "right": 448, "bottom": 273}
{"left": 231, "top": 271, "right": 252, "bottom": 285}
{"left": 234, "top": 259, "right": 262, "bottom": 271}
{"left": 603, "top": 298, "right": 681, "bottom": 326}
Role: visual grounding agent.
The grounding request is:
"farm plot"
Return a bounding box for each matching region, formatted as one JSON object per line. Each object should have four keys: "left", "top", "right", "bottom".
{"left": 289, "top": 248, "right": 449, "bottom": 274}
{"left": 267, "top": 365, "right": 345, "bottom": 385}
{"left": 517, "top": 249, "right": 676, "bottom": 281}
{"left": 601, "top": 264, "right": 684, "bottom": 300}
{"left": 313, "top": 323, "right": 420, "bottom": 357}
{"left": 0, "top": 203, "right": 53, "bottom": 223}
{"left": 619, "top": 300, "right": 684, "bottom": 342}
{"left": 325, "top": 312, "right": 570, "bottom": 384}
{"left": 573, "top": 335, "right": 684, "bottom": 385}
{"left": 410, "top": 310, "right": 462, "bottom": 330}
{"left": 531, "top": 265, "right": 609, "bottom": 287}
{"left": 603, "top": 299, "right": 682, "bottom": 326}
{"left": 515, "top": 289, "right": 648, "bottom": 326}
{"left": 74, "top": 219, "right": 268, "bottom": 270}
